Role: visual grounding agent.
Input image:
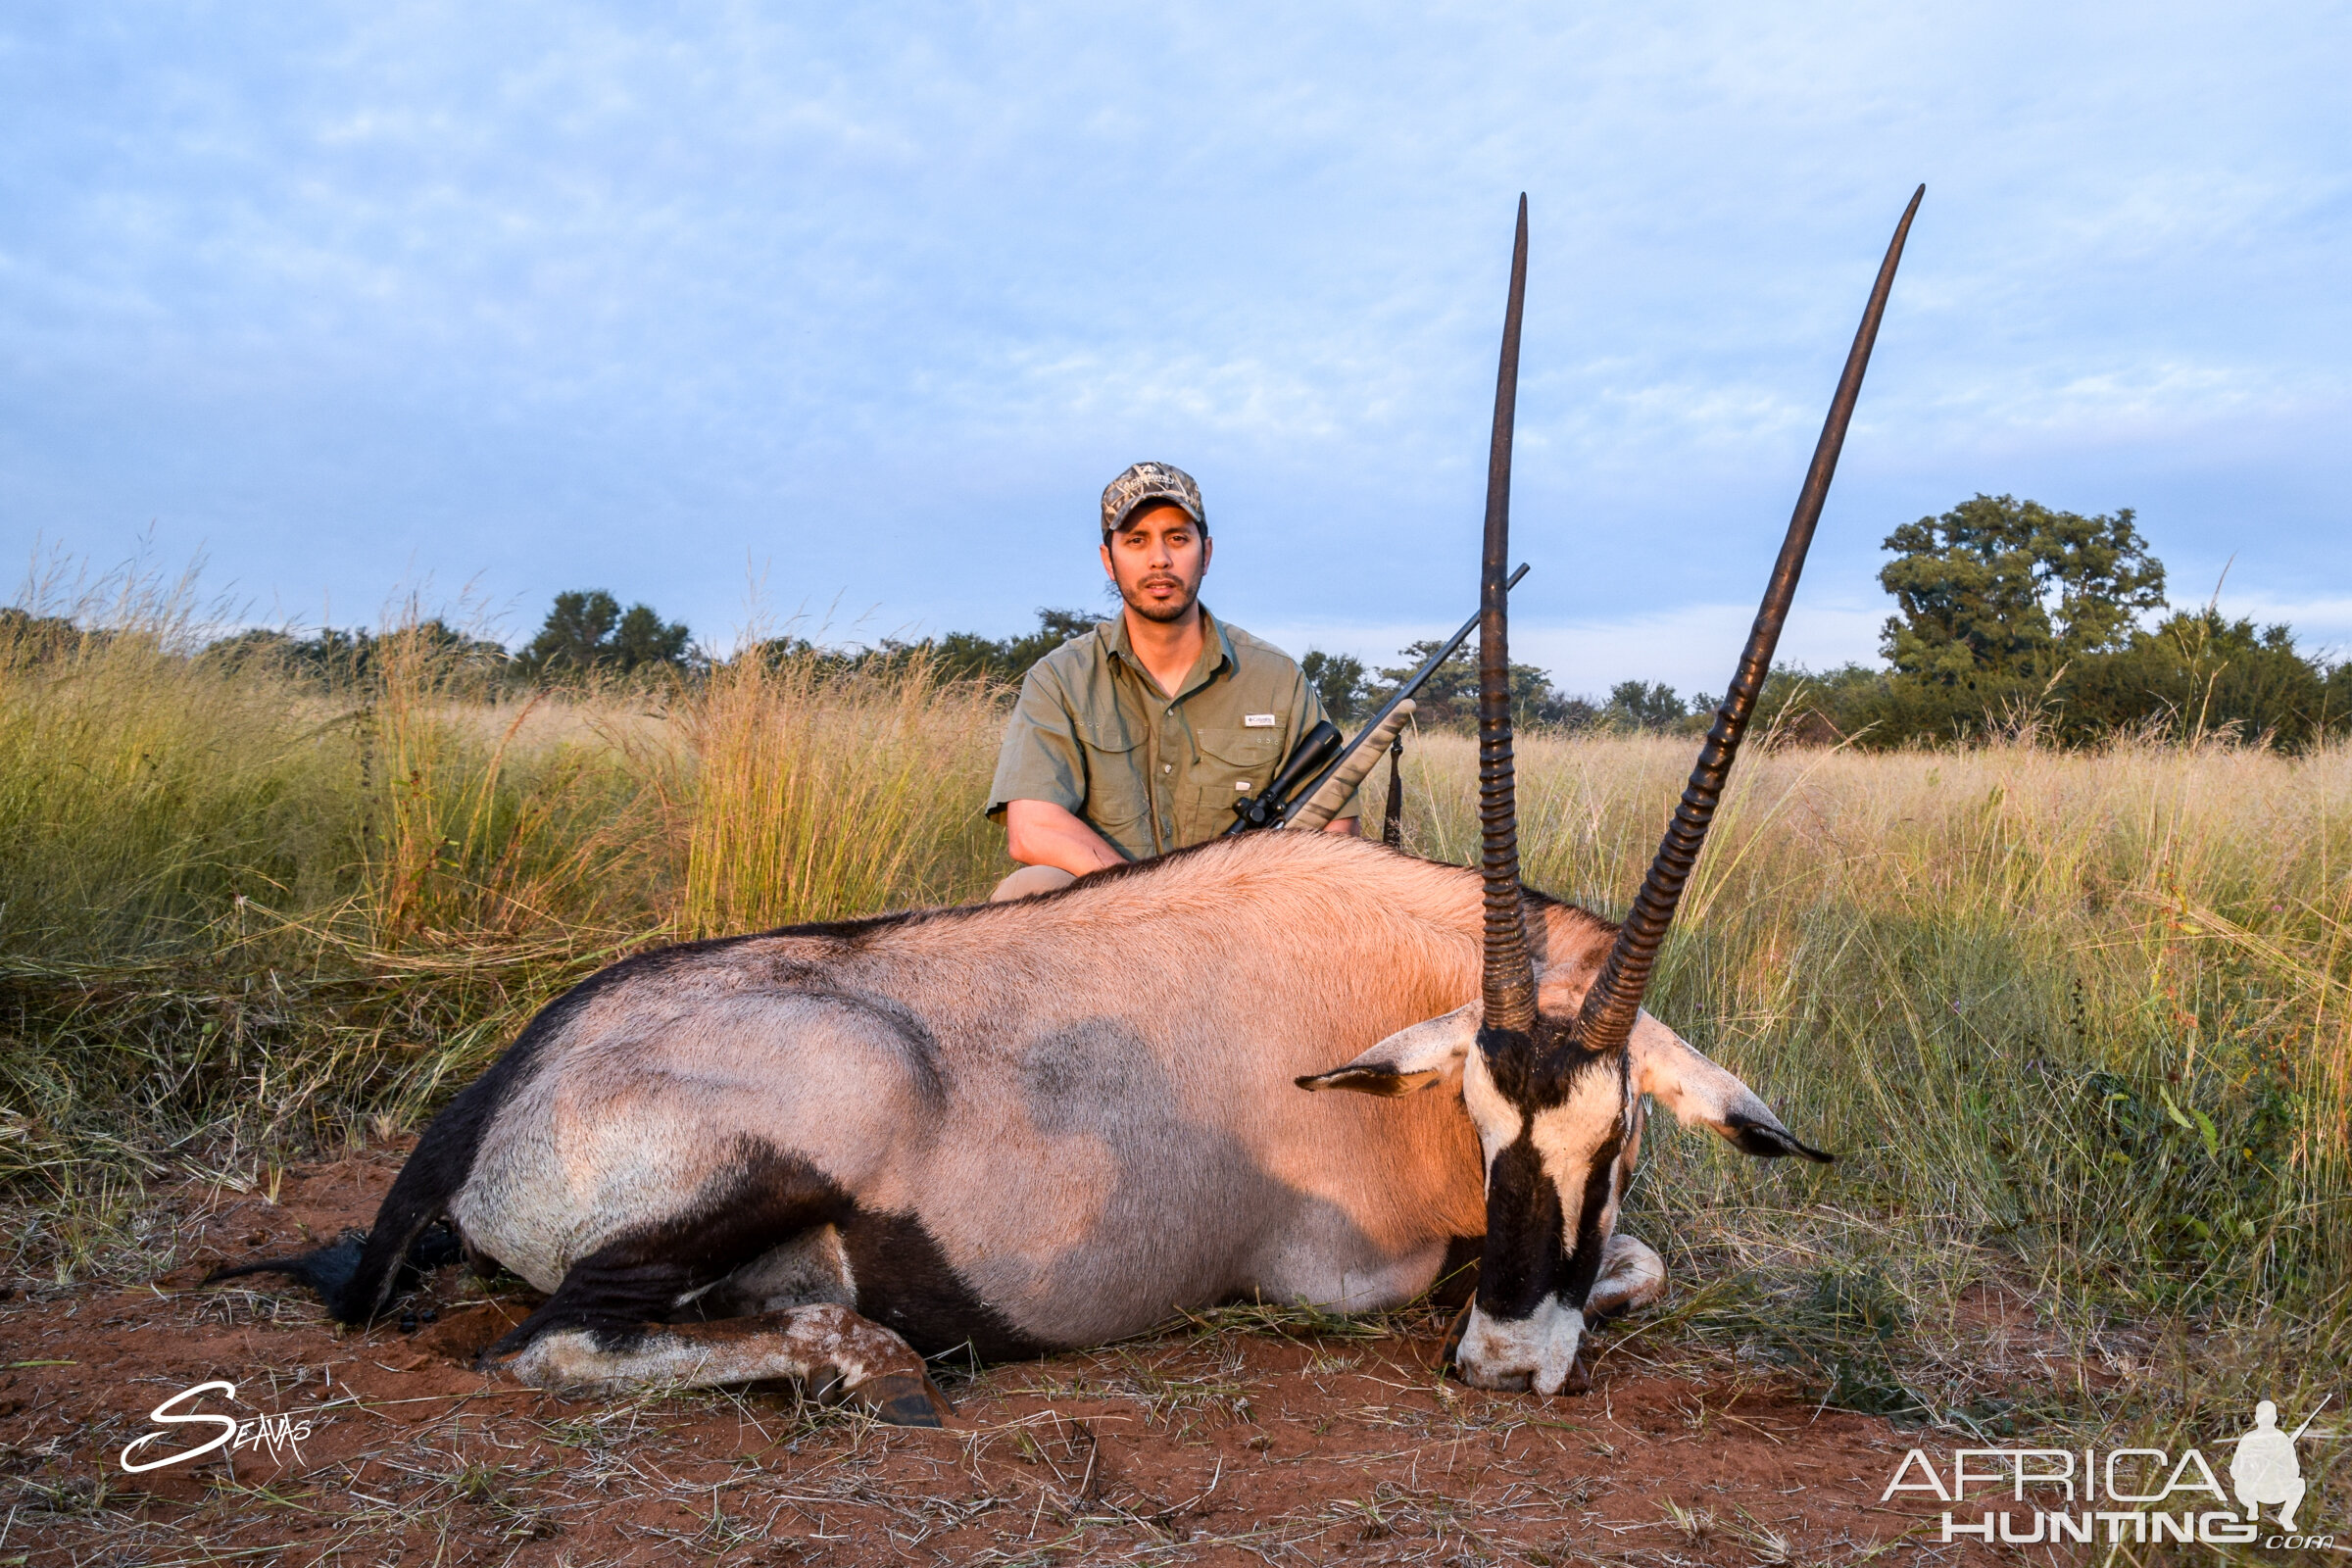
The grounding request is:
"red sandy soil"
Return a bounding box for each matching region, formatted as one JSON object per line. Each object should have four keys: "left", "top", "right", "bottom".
{"left": 0, "top": 1149, "right": 1972, "bottom": 1567}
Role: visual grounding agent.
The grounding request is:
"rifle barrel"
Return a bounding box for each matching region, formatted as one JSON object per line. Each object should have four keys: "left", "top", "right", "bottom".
{"left": 1279, "top": 562, "right": 1528, "bottom": 826}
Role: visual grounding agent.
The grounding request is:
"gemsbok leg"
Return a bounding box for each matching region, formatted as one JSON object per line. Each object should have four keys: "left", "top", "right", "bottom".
{"left": 489, "top": 1302, "right": 952, "bottom": 1426}
{"left": 1584, "top": 1235, "right": 1667, "bottom": 1320}
{"left": 467, "top": 1181, "right": 956, "bottom": 1426}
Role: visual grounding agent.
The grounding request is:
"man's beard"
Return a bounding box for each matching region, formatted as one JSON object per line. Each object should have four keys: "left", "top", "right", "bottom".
{"left": 1119, "top": 572, "right": 1200, "bottom": 624}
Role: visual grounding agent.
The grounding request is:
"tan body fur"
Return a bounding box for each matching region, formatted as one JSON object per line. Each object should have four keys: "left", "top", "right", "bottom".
{"left": 454, "top": 831, "right": 1614, "bottom": 1348}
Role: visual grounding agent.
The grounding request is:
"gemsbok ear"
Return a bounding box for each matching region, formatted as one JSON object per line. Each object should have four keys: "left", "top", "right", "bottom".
{"left": 1297, "top": 1002, "right": 1480, "bottom": 1096}
{"left": 1629, "top": 1015, "right": 1834, "bottom": 1162}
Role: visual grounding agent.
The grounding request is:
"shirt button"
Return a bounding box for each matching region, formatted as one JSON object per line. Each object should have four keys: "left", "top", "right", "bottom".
{"left": 1162, "top": 763, "right": 1172, "bottom": 772}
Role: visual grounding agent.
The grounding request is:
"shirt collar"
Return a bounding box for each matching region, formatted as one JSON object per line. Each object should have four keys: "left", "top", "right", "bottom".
{"left": 1103, "top": 606, "right": 1233, "bottom": 701}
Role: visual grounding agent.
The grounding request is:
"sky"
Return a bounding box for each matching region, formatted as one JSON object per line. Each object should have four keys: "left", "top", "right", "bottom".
{"left": 1, "top": 4, "right": 2345, "bottom": 697}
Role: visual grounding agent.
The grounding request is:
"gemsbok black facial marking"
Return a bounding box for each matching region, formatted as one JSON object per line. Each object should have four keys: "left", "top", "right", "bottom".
{"left": 1477, "top": 1128, "right": 1565, "bottom": 1321}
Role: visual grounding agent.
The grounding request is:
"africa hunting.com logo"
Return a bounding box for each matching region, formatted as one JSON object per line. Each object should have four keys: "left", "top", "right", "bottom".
{"left": 1881, "top": 1398, "right": 2336, "bottom": 1550}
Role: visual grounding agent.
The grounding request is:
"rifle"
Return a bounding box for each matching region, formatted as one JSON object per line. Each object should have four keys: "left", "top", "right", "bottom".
{"left": 1226, "top": 562, "right": 1530, "bottom": 833}
{"left": 1226, "top": 720, "right": 1343, "bottom": 832}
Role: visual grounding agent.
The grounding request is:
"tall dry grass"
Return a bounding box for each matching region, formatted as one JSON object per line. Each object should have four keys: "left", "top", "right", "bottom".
{"left": 0, "top": 602, "right": 1004, "bottom": 1269}
{"left": 679, "top": 649, "right": 1002, "bottom": 933}
{"left": 2, "top": 596, "right": 2345, "bottom": 1451}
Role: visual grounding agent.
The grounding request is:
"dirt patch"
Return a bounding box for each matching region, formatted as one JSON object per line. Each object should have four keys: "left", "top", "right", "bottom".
{"left": 1, "top": 1152, "right": 1958, "bottom": 1565}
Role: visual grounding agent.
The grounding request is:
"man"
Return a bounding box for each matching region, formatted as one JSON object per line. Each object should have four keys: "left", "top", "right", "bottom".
{"left": 987, "top": 461, "right": 1358, "bottom": 901}
{"left": 2230, "top": 1400, "right": 2307, "bottom": 1532}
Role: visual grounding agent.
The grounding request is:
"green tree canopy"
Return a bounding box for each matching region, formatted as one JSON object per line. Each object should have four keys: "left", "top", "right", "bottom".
{"left": 0, "top": 606, "right": 92, "bottom": 666}
{"left": 2063, "top": 607, "right": 2334, "bottom": 745}
{"left": 1767, "top": 607, "right": 2348, "bottom": 751}
{"left": 1880, "top": 494, "right": 2167, "bottom": 682}
{"left": 1603, "top": 680, "right": 1687, "bottom": 732}
{"left": 199, "top": 619, "right": 510, "bottom": 686}
{"left": 1373, "top": 639, "right": 1592, "bottom": 730}
{"left": 928, "top": 608, "right": 1099, "bottom": 683}
{"left": 1299, "top": 650, "right": 1368, "bottom": 722}
{"left": 750, "top": 607, "right": 1098, "bottom": 686}
{"left": 520, "top": 590, "right": 692, "bottom": 678}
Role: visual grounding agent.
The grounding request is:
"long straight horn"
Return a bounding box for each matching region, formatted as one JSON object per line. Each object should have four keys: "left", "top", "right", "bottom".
{"left": 1575, "top": 184, "right": 1924, "bottom": 1055}
{"left": 1481, "top": 194, "right": 1537, "bottom": 1034}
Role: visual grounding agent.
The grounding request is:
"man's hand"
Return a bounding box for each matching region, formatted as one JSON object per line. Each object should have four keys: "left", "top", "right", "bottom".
{"left": 1004, "top": 800, "right": 1127, "bottom": 877}
{"left": 1325, "top": 815, "right": 1360, "bottom": 838}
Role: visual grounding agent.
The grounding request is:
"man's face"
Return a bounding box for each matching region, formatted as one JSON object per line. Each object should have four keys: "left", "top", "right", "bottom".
{"left": 1102, "top": 503, "right": 1212, "bottom": 624}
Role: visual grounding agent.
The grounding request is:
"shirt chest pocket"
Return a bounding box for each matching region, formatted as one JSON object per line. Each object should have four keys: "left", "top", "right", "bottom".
{"left": 1194, "top": 725, "right": 1283, "bottom": 789}
{"left": 1077, "top": 719, "right": 1150, "bottom": 833}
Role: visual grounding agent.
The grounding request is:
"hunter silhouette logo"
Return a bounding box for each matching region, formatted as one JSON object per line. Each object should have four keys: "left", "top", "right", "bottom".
{"left": 2231, "top": 1397, "right": 2324, "bottom": 1534}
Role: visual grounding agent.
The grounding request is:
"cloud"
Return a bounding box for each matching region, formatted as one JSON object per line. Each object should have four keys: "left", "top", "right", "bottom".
{"left": 0, "top": 2, "right": 2344, "bottom": 656}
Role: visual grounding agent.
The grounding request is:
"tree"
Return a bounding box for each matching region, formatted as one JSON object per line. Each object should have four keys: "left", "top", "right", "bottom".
{"left": 0, "top": 606, "right": 93, "bottom": 665}
{"left": 923, "top": 608, "right": 1099, "bottom": 684}
{"left": 1373, "top": 640, "right": 1591, "bottom": 730}
{"left": 1880, "top": 495, "right": 2167, "bottom": 682}
{"left": 611, "top": 604, "right": 692, "bottom": 670}
{"left": 520, "top": 590, "right": 691, "bottom": 677}
{"left": 2062, "top": 609, "right": 2330, "bottom": 745}
{"left": 1603, "top": 681, "right": 1687, "bottom": 732}
{"left": 1300, "top": 650, "right": 1369, "bottom": 722}
{"left": 755, "top": 608, "right": 1100, "bottom": 685}
{"left": 200, "top": 620, "right": 510, "bottom": 686}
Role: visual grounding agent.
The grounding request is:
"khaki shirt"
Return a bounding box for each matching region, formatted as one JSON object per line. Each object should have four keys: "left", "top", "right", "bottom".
{"left": 986, "top": 607, "right": 1356, "bottom": 860}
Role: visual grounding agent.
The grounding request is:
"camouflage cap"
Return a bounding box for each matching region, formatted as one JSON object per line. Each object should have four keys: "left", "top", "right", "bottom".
{"left": 1101, "top": 462, "right": 1206, "bottom": 537}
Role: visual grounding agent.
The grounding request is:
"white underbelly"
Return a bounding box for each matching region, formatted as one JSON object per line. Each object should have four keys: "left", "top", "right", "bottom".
{"left": 1246, "top": 1233, "right": 1451, "bottom": 1314}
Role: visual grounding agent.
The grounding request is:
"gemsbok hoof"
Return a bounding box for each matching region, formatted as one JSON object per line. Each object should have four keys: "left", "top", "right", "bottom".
{"left": 851, "top": 1371, "right": 953, "bottom": 1428}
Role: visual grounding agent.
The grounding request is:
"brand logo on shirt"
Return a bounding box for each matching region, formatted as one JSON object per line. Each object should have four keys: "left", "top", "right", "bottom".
{"left": 1244, "top": 713, "right": 1278, "bottom": 727}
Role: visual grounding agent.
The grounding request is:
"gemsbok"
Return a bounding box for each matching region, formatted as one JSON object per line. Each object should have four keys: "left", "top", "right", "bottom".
{"left": 219, "top": 187, "right": 1922, "bottom": 1426}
